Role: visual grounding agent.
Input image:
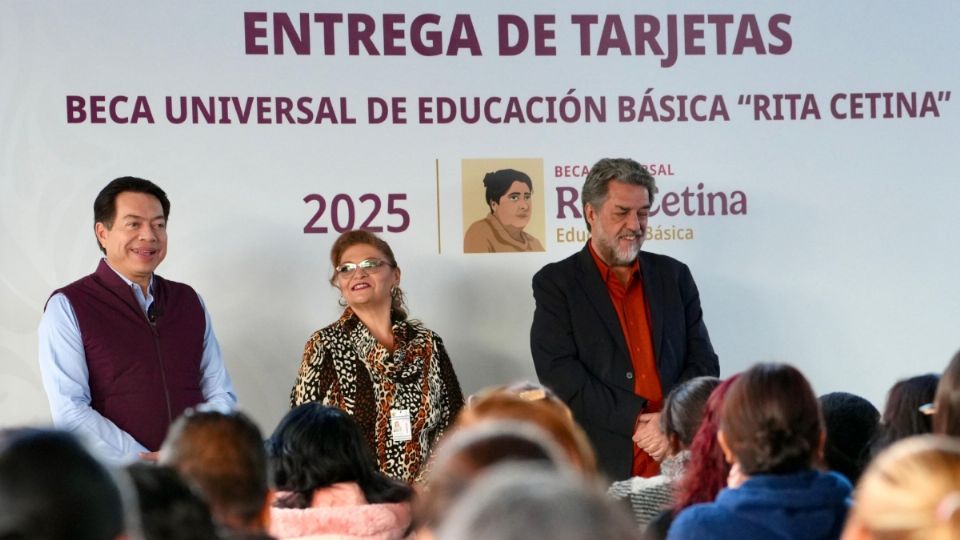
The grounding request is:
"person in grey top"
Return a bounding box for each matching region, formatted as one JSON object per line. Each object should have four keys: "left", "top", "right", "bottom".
{"left": 608, "top": 376, "right": 719, "bottom": 528}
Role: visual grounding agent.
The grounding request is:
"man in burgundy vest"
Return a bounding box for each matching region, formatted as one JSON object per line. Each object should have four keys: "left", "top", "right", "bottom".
{"left": 38, "top": 177, "right": 237, "bottom": 464}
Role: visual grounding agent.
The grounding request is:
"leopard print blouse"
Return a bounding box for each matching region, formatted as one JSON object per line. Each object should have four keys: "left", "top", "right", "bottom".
{"left": 291, "top": 308, "right": 464, "bottom": 483}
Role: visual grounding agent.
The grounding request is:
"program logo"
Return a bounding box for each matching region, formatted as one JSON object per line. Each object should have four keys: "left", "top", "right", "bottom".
{"left": 461, "top": 158, "right": 546, "bottom": 254}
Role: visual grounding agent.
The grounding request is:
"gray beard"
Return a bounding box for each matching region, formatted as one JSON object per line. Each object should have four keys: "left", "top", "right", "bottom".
{"left": 594, "top": 235, "right": 641, "bottom": 266}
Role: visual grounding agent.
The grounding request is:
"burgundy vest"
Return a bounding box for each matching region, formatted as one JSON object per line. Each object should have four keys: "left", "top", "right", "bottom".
{"left": 54, "top": 260, "right": 206, "bottom": 450}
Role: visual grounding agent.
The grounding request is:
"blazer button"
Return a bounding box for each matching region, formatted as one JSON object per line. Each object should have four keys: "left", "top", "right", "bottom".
{"left": 626, "top": 372, "right": 634, "bottom": 379}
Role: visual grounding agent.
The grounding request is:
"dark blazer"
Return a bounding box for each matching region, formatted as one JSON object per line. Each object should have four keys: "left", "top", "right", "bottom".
{"left": 531, "top": 244, "right": 719, "bottom": 480}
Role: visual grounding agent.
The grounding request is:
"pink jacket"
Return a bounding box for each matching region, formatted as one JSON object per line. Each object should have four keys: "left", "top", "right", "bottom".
{"left": 270, "top": 482, "right": 411, "bottom": 540}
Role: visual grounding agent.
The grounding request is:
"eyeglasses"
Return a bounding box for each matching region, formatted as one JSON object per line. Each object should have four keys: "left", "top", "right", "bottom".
{"left": 335, "top": 258, "right": 391, "bottom": 278}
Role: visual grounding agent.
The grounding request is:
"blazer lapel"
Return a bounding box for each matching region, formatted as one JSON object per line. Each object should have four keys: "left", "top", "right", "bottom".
{"left": 639, "top": 251, "right": 664, "bottom": 368}
{"left": 575, "top": 246, "right": 629, "bottom": 358}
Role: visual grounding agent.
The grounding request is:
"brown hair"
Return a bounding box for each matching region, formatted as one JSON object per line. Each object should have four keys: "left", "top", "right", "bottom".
{"left": 456, "top": 389, "right": 597, "bottom": 477}
{"left": 721, "top": 363, "right": 822, "bottom": 475}
{"left": 872, "top": 373, "right": 939, "bottom": 455}
{"left": 158, "top": 410, "right": 268, "bottom": 530}
{"left": 328, "top": 230, "right": 408, "bottom": 321}
{"left": 673, "top": 375, "right": 739, "bottom": 511}
{"left": 662, "top": 376, "right": 721, "bottom": 454}
{"left": 933, "top": 350, "right": 960, "bottom": 436}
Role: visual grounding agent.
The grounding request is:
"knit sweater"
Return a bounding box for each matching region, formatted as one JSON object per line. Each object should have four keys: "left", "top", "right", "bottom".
{"left": 608, "top": 451, "right": 688, "bottom": 528}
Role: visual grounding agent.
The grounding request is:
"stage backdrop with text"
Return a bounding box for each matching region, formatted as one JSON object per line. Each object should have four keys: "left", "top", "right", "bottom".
{"left": 1, "top": 1, "right": 958, "bottom": 438}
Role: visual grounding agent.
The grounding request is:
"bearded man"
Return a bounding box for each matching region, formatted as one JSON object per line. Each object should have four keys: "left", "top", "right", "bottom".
{"left": 530, "top": 158, "right": 719, "bottom": 480}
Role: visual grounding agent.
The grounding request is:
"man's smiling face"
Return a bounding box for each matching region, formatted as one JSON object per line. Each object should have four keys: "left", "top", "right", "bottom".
{"left": 95, "top": 191, "right": 168, "bottom": 288}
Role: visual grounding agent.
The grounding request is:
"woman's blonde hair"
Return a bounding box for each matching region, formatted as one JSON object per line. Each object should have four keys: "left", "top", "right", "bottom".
{"left": 847, "top": 435, "right": 960, "bottom": 540}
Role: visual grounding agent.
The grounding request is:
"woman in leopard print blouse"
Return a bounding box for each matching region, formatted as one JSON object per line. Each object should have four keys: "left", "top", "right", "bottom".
{"left": 291, "top": 230, "right": 464, "bottom": 483}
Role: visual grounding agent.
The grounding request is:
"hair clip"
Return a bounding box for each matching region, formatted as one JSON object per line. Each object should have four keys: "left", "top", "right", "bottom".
{"left": 517, "top": 389, "right": 547, "bottom": 402}
{"left": 935, "top": 492, "right": 960, "bottom": 522}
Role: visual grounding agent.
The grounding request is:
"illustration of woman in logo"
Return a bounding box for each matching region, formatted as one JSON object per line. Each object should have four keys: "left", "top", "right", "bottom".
{"left": 463, "top": 169, "right": 545, "bottom": 253}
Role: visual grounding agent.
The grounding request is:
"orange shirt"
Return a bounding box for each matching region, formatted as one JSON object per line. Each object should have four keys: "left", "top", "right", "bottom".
{"left": 588, "top": 243, "right": 662, "bottom": 477}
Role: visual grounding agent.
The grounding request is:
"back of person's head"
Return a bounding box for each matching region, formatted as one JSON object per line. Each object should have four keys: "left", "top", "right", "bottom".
{"left": 873, "top": 374, "right": 939, "bottom": 455}
{"left": 458, "top": 387, "right": 597, "bottom": 476}
{"left": 0, "top": 428, "right": 125, "bottom": 540}
{"left": 437, "top": 464, "right": 637, "bottom": 540}
{"left": 417, "top": 421, "right": 568, "bottom": 531}
{"left": 494, "top": 381, "right": 567, "bottom": 413}
{"left": 158, "top": 409, "right": 268, "bottom": 532}
{"left": 720, "top": 363, "right": 822, "bottom": 475}
{"left": 934, "top": 351, "right": 960, "bottom": 436}
{"left": 845, "top": 435, "right": 960, "bottom": 540}
{"left": 266, "top": 403, "right": 412, "bottom": 508}
{"left": 661, "top": 376, "right": 721, "bottom": 454}
{"left": 819, "top": 391, "right": 880, "bottom": 485}
{"left": 673, "top": 374, "right": 740, "bottom": 511}
{"left": 126, "top": 463, "right": 218, "bottom": 540}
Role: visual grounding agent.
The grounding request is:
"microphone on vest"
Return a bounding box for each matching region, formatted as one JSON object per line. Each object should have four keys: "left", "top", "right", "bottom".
{"left": 147, "top": 303, "right": 158, "bottom": 323}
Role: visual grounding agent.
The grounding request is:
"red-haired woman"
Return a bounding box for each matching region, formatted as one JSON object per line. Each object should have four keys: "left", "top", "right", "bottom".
{"left": 644, "top": 375, "right": 739, "bottom": 539}
{"left": 291, "top": 230, "right": 464, "bottom": 483}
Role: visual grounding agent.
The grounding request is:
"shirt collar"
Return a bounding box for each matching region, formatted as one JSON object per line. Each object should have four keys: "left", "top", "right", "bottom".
{"left": 102, "top": 258, "right": 155, "bottom": 306}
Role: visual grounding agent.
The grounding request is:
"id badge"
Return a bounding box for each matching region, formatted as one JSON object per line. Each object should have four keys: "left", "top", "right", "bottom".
{"left": 390, "top": 409, "right": 412, "bottom": 442}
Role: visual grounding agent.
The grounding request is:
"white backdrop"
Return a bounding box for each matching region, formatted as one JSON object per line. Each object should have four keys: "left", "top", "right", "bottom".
{"left": 2, "top": 1, "right": 958, "bottom": 435}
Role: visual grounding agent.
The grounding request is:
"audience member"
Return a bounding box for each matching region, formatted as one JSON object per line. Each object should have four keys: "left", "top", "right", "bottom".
{"left": 609, "top": 376, "right": 720, "bottom": 528}
{"left": 480, "top": 380, "right": 570, "bottom": 418}
{"left": 127, "top": 463, "right": 219, "bottom": 540}
{"left": 643, "top": 375, "right": 738, "bottom": 540}
{"left": 668, "top": 363, "right": 851, "bottom": 540}
{"left": 934, "top": 350, "right": 960, "bottom": 436}
{"left": 415, "top": 421, "right": 569, "bottom": 536}
{"left": 871, "top": 374, "right": 939, "bottom": 455}
{"left": 670, "top": 376, "right": 740, "bottom": 505}
{"left": 159, "top": 409, "right": 275, "bottom": 540}
{"left": 842, "top": 435, "right": 960, "bottom": 540}
{"left": 0, "top": 428, "right": 127, "bottom": 540}
{"left": 456, "top": 386, "right": 597, "bottom": 476}
{"left": 18, "top": 352, "right": 958, "bottom": 540}
{"left": 819, "top": 392, "right": 880, "bottom": 485}
{"left": 437, "top": 464, "right": 637, "bottom": 540}
{"left": 266, "top": 404, "right": 413, "bottom": 540}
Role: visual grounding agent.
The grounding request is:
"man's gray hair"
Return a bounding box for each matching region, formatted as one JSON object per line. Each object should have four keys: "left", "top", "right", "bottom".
{"left": 437, "top": 463, "right": 637, "bottom": 540}
{"left": 581, "top": 158, "right": 657, "bottom": 231}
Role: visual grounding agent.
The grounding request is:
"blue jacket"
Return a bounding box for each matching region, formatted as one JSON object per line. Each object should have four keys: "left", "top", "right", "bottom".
{"left": 667, "top": 470, "right": 851, "bottom": 540}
